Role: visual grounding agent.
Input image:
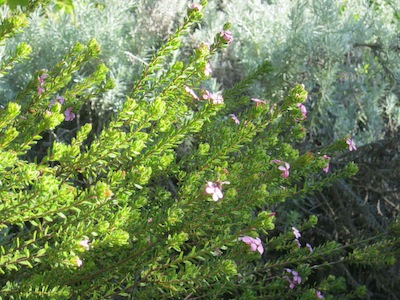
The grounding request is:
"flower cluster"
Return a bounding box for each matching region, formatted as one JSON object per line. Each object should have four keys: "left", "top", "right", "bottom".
{"left": 37, "top": 73, "right": 47, "bottom": 95}
{"left": 272, "top": 160, "right": 291, "bottom": 178}
{"left": 220, "top": 30, "right": 233, "bottom": 44}
{"left": 48, "top": 95, "right": 75, "bottom": 121}
{"left": 205, "top": 181, "right": 223, "bottom": 201}
{"left": 188, "top": 3, "right": 202, "bottom": 11}
{"left": 346, "top": 138, "right": 357, "bottom": 151}
{"left": 73, "top": 256, "right": 83, "bottom": 268}
{"left": 48, "top": 95, "right": 65, "bottom": 108}
{"left": 316, "top": 290, "right": 324, "bottom": 298}
{"left": 284, "top": 268, "right": 302, "bottom": 289}
{"left": 204, "top": 62, "right": 212, "bottom": 76}
{"left": 291, "top": 227, "right": 314, "bottom": 252}
{"left": 296, "top": 103, "right": 307, "bottom": 120}
{"left": 202, "top": 90, "right": 224, "bottom": 104}
{"left": 238, "top": 236, "right": 264, "bottom": 254}
{"left": 292, "top": 226, "right": 301, "bottom": 248}
{"left": 78, "top": 239, "right": 90, "bottom": 251}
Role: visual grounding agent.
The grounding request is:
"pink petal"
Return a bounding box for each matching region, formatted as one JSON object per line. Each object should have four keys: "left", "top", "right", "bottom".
{"left": 239, "top": 236, "right": 252, "bottom": 244}
{"left": 205, "top": 186, "right": 215, "bottom": 194}
{"left": 215, "top": 187, "right": 223, "bottom": 199}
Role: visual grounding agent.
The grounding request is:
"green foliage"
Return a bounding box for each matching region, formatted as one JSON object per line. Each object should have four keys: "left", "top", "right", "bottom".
{"left": 0, "top": 1, "right": 397, "bottom": 299}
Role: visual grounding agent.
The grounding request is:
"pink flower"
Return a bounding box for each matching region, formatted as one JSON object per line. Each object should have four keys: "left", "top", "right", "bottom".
{"left": 147, "top": 218, "right": 153, "bottom": 223}
{"left": 184, "top": 85, "right": 199, "bottom": 100}
{"left": 284, "top": 268, "right": 302, "bottom": 289}
{"left": 292, "top": 227, "right": 301, "bottom": 239}
{"left": 294, "top": 238, "right": 301, "bottom": 248}
{"left": 205, "top": 181, "right": 223, "bottom": 201}
{"left": 78, "top": 239, "right": 90, "bottom": 251}
{"left": 278, "top": 162, "right": 290, "bottom": 178}
{"left": 220, "top": 30, "right": 233, "bottom": 44}
{"left": 204, "top": 63, "right": 212, "bottom": 76}
{"left": 202, "top": 90, "right": 213, "bottom": 100}
{"left": 271, "top": 159, "right": 282, "bottom": 164}
{"left": 37, "top": 73, "right": 47, "bottom": 95}
{"left": 57, "top": 95, "right": 65, "bottom": 104}
{"left": 306, "top": 243, "right": 313, "bottom": 252}
{"left": 202, "top": 90, "right": 224, "bottom": 104}
{"left": 229, "top": 114, "right": 240, "bottom": 125}
{"left": 346, "top": 138, "right": 357, "bottom": 151}
{"left": 251, "top": 98, "right": 266, "bottom": 106}
{"left": 48, "top": 100, "right": 55, "bottom": 108}
{"left": 48, "top": 95, "right": 65, "bottom": 108}
{"left": 188, "top": 3, "right": 202, "bottom": 11}
{"left": 316, "top": 291, "right": 324, "bottom": 298}
{"left": 297, "top": 103, "right": 307, "bottom": 119}
{"left": 74, "top": 256, "right": 83, "bottom": 267}
{"left": 292, "top": 270, "right": 302, "bottom": 284}
{"left": 238, "top": 236, "right": 264, "bottom": 254}
{"left": 64, "top": 107, "right": 75, "bottom": 121}
{"left": 322, "top": 155, "right": 331, "bottom": 173}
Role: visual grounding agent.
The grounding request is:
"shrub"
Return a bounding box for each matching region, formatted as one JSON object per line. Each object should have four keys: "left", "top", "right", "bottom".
{"left": 0, "top": 1, "right": 398, "bottom": 299}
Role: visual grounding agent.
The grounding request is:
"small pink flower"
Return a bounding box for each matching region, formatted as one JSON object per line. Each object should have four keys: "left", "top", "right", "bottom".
{"left": 229, "top": 114, "right": 240, "bottom": 125}
{"left": 238, "top": 236, "right": 264, "bottom": 254}
{"left": 74, "top": 257, "right": 83, "bottom": 267}
{"left": 78, "top": 239, "right": 90, "bottom": 251}
{"left": 316, "top": 291, "right": 324, "bottom": 298}
{"left": 205, "top": 181, "right": 223, "bottom": 201}
{"left": 57, "top": 95, "right": 65, "bottom": 105}
{"left": 188, "top": 3, "right": 202, "bottom": 11}
{"left": 292, "top": 271, "right": 302, "bottom": 284}
{"left": 251, "top": 98, "right": 266, "bottom": 106}
{"left": 184, "top": 85, "right": 199, "bottom": 100}
{"left": 284, "top": 268, "right": 302, "bottom": 289}
{"left": 278, "top": 162, "right": 290, "bottom": 178}
{"left": 204, "top": 63, "right": 212, "bottom": 76}
{"left": 322, "top": 155, "right": 331, "bottom": 173}
{"left": 202, "top": 90, "right": 213, "bottom": 100}
{"left": 346, "top": 138, "right": 357, "bottom": 151}
{"left": 202, "top": 90, "right": 223, "bottom": 104}
{"left": 64, "top": 107, "right": 75, "bottom": 121}
{"left": 212, "top": 94, "right": 224, "bottom": 105}
{"left": 37, "top": 73, "right": 47, "bottom": 95}
{"left": 297, "top": 103, "right": 307, "bottom": 119}
{"left": 48, "top": 95, "right": 65, "bottom": 108}
{"left": 220, "top": 30, "right": 233, "bottom": 44}
{"left": 48, "top": 100, "right": 55, "bottom": 108}
{"left": 271, "top": 159, "right": 282, "bottom": 164}
{"left": 294, "top": 238, "right": 301, "bottom": 248}
{"left": 306, "top": 243, "right": 313, "bottom": 252}
{"left": 292, "top": 227, "right": 301, "bottom": 239}
{"left": 147, "top": 218, "right": 153, "bottom": 223}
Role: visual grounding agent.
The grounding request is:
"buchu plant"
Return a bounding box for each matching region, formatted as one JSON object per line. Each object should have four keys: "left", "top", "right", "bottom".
{"left": 0, "top": 1, "right": 398, "bottom": 299}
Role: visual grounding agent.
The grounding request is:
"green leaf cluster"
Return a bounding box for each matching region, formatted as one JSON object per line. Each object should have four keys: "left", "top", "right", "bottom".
{"left": 0, "top": 1, "right": 397, "bottom": 299}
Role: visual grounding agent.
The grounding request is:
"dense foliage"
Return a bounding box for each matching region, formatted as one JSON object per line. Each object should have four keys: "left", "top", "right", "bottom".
{"left": 0, "top": 0, "right": 398, "bottom": 299}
